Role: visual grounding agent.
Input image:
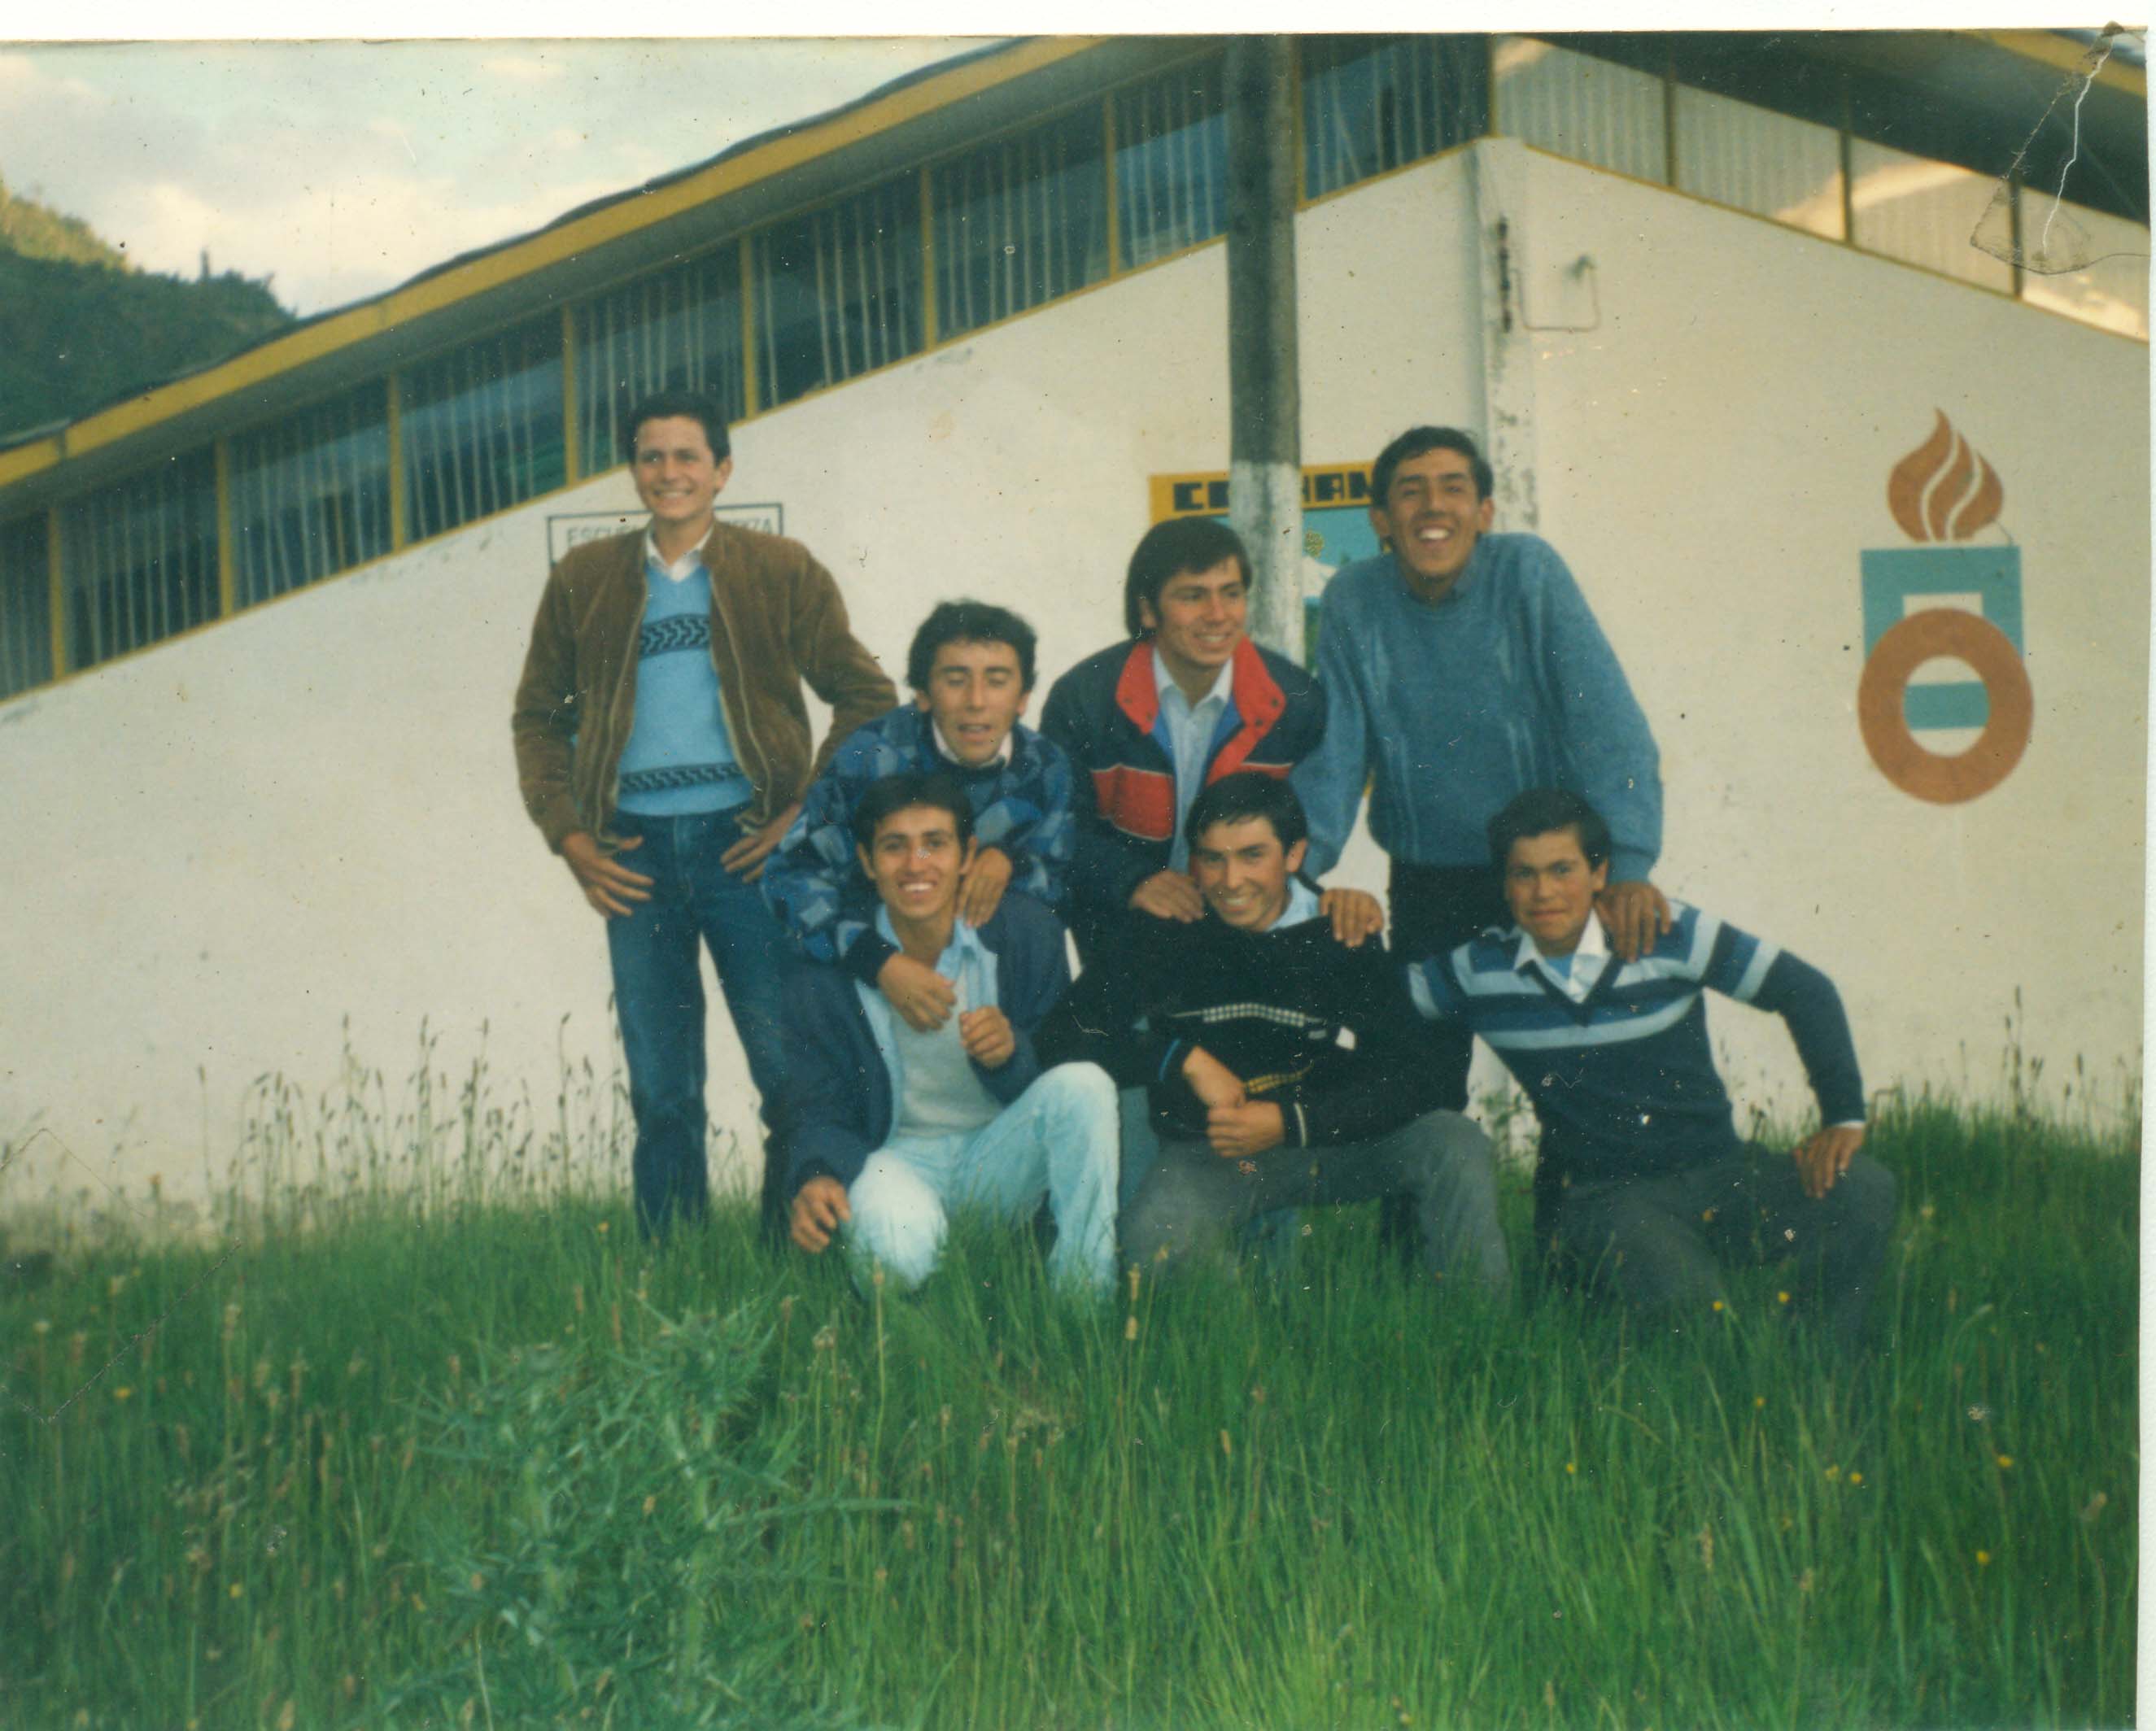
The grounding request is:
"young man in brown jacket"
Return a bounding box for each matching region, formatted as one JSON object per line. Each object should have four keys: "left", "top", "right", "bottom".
{"left": 512, "top": 391, "right": 896, "bottom": 1238}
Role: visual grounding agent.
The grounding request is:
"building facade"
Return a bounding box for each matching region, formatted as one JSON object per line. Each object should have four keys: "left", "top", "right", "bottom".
{"left": 0, "top": 33, "right": 2145, "bottom": 1218}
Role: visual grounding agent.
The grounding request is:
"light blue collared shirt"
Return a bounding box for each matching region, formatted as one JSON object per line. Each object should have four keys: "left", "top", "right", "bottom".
{"left": 1154, "top": 647, "right": 1234, "bottom": 871}
{"left": 1264, "top": 878, "right": 1323, "bottom": 932}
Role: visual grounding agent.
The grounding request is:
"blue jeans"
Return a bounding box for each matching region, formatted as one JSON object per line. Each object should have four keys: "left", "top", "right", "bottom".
{"left": 846, "top": 1064, "right": 1121, "bottom": 1294}
{"left": 604, "top": 809, "right": 792, "bottom": 1237}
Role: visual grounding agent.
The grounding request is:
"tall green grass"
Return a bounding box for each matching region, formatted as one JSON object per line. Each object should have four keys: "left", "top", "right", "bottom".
{"left": 1, "top": 1074, "right": 2136, "bottom": 1729}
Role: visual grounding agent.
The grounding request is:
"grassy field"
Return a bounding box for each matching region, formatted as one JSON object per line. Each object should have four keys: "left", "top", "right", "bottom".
{"left": 0, "top": 1081, "right": 2137, "bottom": 1729}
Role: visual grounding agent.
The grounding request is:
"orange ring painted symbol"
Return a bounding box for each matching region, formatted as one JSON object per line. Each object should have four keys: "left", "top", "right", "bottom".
{"left": 1857, "top": 608, "right": 2032, "bottom": 804}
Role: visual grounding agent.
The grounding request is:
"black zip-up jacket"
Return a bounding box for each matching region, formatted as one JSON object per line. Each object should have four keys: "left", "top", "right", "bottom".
{"left": 1037, "top": 909, "right": 1438, "bottom": 1149}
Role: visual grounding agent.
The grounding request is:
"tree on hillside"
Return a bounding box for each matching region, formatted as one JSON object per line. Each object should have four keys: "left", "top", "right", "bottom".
{"left": 0, "top": 177, "right": 297, "bottom": 439}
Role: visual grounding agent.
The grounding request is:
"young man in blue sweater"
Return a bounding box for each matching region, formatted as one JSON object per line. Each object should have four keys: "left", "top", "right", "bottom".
{"left": 778, "top": 772, "right": 1119, "bottom": 1294}
{"left": 762, "top": 600, "right": 1076, "bottom": 1035}
{"left": 1292, "top": 428, "right": 1669, "bottom": 1112}
{"left": 1407, "top": 789, "right": 1895, "bottom": 1348}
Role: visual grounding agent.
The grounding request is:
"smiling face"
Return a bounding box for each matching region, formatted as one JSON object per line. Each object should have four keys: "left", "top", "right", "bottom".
{"left": 1369, "top": 444, "right": 1495, "bottom": 604}
{"left": 1139, "top": 556, "right": 1247, "bottom": 693}
{"left": 631, "top": 414, "right": 731, "bottom": 538}
{"left": 915, "top": 638, "right": 1028, "bottom": 768}
{"left": 1189, "top": 814, "right": 1307, "bottom": 933}
{"left": 858, "top": 803, "right": 975, "bottom": 930}
{"left": 1503, "top": 826, "right": 1608, "bottom": 957}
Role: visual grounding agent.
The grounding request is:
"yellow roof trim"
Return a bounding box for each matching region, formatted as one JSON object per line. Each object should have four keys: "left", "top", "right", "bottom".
{"left": 1973, "top": 28, "right": 2146, "bottom": 97}
{"left": 48, "top": 37, "right": 1106, "bottom": 465}
{"left": 0, "top": 438, "right": 60, "bottom": 493}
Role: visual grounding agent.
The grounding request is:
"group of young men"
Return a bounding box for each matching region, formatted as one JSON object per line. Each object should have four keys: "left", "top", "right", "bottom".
{"left": 513, "top": 391, "right": 1896, "bottom": 1346}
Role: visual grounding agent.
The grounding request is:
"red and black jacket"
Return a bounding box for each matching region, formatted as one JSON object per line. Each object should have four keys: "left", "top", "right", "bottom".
{"left": 1039, "top": 636, "right": 1325, "bottom": 947}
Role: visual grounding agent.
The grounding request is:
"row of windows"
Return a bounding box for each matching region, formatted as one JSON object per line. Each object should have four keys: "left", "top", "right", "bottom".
{"left": 1495, "top": 38, "right": 2148, "bottom": 331}
{"left": 0, "top": 34, "right": 2145, "bottom": 703}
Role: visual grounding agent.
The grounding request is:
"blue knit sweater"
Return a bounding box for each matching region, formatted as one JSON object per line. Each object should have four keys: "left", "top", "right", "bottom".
{"left": 1291, "top": 535, "right": 1662, "bottom": 881}
{"left": 1407, "top": 902, "right": 1864, "bottom": 1182}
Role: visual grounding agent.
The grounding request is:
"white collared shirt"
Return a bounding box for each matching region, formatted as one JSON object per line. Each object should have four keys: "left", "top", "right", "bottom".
{"left": 931, "top": 718, "right": 1015, "bottom": 769}
{"left": 643, "top": 531, "right": 706, "bottom": 585}
{"left": 1153, "top": 647, "right": 1235, "bottom": 871}
{"left": 1516, "top": 909, "right": 1609, "bottom": 1004}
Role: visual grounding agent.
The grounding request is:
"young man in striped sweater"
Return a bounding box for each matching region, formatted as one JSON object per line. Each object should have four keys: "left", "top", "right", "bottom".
{"left": 1408, "top": 788, "right": 1896, "bottom": 1348}
{"left": 1038, "top": 773, "right": 1510, "bottom": 1293}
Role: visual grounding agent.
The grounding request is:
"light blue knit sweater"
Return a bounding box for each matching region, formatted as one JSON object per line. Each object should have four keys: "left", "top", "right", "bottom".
{"left": 1292, "top": 534, "right": 1662, "bottom": 882}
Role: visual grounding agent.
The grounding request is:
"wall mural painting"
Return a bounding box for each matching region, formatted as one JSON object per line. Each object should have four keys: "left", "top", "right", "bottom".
{"left": 1857, "top": 412, "right": 2031, "bottom": 804}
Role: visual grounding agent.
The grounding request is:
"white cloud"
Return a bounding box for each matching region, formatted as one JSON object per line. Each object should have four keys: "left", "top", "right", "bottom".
{"left": 1, "top": 38, "right": 975, "bottom": 313}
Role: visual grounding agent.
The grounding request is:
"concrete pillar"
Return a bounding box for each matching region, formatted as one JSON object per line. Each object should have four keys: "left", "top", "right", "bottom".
{"left": 1224, "top": 35, "right": 1305, "bottom": 661}
{"left": 1469, "top": 137, "right": 1541, "bottom": 532}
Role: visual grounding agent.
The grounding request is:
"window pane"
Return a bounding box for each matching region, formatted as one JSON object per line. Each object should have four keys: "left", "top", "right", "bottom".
{"left": 1849, "top": 138, "right": 2014, "bottom": 294}
{"left": 62, "top": 449, "right": 220, "bottom": 671}
{"left": 2016, "top": 194, "right": 2149, "bottom": 340}
{"left": 934, "top": 107, "right": 1109, "bottom": 339}
{"left": 753, "top": 177, "right": 924, "bottom": 411}
{"left": 1114, "top": 55, "right": 1229, "bottom": 269}
{"left": 1300, "top": 34, "right": 1489, "bottom": 199}
{"left": 1674, "top": 83, "right": 1844, "bottom": 239}
{"left": 0, "top": 513, "right": 53, "bottom": 700}
{"left": 400, "top": 317, "right": 567, "bottom": 543}
{"left": 1494, "top": 37, "right": 1668, "bottom": 185}
{"left": 229, "top": 385, "right": 393, "bottom": 608}
{"left": 575, "top": 245, "right": 746, "bottom": 477}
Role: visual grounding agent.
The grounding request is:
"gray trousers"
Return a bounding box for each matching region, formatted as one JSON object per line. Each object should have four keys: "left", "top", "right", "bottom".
{"left": 1552, "top": 1145, "right": 1896, "bottom": 1349}
{"left": 1123, "top": 1109, "right": 1511, "bottom": 1297}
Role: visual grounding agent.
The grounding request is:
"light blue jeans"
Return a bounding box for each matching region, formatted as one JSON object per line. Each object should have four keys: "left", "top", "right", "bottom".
{"left": 847, "top": 1063, "right": 1120, "bottom": 1294}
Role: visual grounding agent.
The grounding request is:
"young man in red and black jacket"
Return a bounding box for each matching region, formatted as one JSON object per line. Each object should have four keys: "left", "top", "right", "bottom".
{"left": 1041, "top": 517, "right": 1349, "bottom": 961}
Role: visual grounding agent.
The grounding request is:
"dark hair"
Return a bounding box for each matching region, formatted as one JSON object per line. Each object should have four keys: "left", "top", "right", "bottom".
{"left": 622, "top": 390, "right": 732, "bottom": 465}
{"left": 1369, "top": 425, "right": 1492, "bottom": 508}
{"left": 1185, "top": 770, "right": 1307, "bottom": 853}
{"left": 1486, "top": 788, "right": 1610, "bottom": 873}
{"left": 851, "top": 771, "right": 976, "bottom": 852}
{"left": 906, "top": 600, "right": 1038, "bottom": 693}
{"left": 1122, "top": 517, "right": 1251, "bottom": 639}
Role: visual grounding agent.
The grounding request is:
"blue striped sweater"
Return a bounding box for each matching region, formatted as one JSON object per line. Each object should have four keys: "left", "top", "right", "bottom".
{"left": 1408, "top": 903, "right": 1863, "bottom": 1181}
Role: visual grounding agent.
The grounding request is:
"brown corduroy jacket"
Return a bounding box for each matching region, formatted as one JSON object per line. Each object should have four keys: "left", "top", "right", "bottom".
{"left": 511, "top": 521, "right": 897, "bottom": 852}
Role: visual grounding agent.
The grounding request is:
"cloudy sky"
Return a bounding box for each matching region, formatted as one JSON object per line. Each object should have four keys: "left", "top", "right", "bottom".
{"left": 0, "top": 37, "right": 979, "bottom": 316}
{"left": 0, "top": 3, "right": 2080, "bottom": 319}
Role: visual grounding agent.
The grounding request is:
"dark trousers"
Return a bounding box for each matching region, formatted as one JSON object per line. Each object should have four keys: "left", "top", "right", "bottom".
{"left": 1383, "top": 862, "right": 1521, "bottom": 1248}
{"left": 1554, "top": 1145, "right": 1897, "bottom": 1349}
{"left": 605, "top": 809, "right": 794, "bottom": 1241}
{"left": 1123, "top": 1110, "right": 1511, "bottom": 1297}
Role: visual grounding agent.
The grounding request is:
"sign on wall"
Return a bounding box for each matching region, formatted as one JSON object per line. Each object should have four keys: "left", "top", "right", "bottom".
{"left": 544, "top": 503, "right": 785, "bottom": 566}
{"left": 1150, "top": 464, "right": 1385, "bottom": 656}
{"left": 1857, "top": 413, "right": 2031, "bottom": 804}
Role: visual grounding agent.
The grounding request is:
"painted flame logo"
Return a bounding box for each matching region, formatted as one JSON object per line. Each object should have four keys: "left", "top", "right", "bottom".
{"left": 1887, "top": 411, "right": 2004, "bottom": 543}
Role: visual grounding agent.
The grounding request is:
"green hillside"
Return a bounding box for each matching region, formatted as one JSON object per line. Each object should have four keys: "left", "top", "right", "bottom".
{"left": 0, "top": 177, "right": 296, "bottom": 439}
{"left": 0, "top": 172, "right": 129, "bottom": 270}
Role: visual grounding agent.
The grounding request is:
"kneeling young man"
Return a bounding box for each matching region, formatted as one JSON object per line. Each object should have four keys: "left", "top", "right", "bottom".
{"left": 777, "top": 772, "right": 1119, "bottom": 1294}
{"left": 1408, "top": 789, "right": 1896, "bottom": 1348}
{"left": 1039, "top": 772, "right": 1510, "bottom": 1292}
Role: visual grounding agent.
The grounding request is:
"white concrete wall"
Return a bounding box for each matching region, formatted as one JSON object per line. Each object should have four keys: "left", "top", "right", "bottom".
{"left": 1511, "top": 147, "right": 2149, "bottom": 1118}
{"left": 2, "top": 143, "right": 2143, "bottom": 1225}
